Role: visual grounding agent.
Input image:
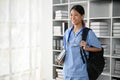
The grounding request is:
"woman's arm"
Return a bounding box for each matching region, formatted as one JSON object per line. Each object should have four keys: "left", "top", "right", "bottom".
{"left": 80, "top": 40, "right": 101, "bottom": 52}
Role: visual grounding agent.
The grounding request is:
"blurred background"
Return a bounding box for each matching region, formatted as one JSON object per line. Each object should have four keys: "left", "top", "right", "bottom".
{"left": 0, "top": 0, "right": 52, "bottom": 80}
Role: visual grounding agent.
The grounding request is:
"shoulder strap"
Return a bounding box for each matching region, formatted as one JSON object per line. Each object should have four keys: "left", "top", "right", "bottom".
{"left": 82, "top": 28, "right": 90, "bottom": 41}
{"left": 80, "top": 27, "right": 90, "bottom": 64}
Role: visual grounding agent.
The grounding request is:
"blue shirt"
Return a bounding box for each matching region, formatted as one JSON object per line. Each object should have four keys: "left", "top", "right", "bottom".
{"left": 63, "top": 26, "right": 101, "bottom": 77}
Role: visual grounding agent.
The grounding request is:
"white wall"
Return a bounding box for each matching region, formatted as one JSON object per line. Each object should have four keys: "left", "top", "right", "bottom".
{"left": 39, "top": 0, "right": 53, "bottom": 80}
{"left": 0, "top": 0, "right": 44, "bottom": 80}
{"left": 0, "top": 0, "right": 52, "bottom": 80}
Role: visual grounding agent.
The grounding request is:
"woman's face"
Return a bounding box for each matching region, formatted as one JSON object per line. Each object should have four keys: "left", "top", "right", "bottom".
{"left": 70, "top": 9, "right": 84, "bottom": 25}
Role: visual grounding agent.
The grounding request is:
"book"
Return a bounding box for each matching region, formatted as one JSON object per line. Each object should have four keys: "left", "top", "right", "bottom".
{"left": 56, "top": 50, "right": 66, "bottom": 63}
{"left": 56, "top": 39, "right": 60, "bottom": 50}
{"left": 113, "top": 26, "right": 120, "bottom": 30}
{"left": 90, "top": 22, "right": 108, "bottom": 26}
{"left": 53, "top": 26, "right": 62, "bottom": 35}
{"left": 62, "top": 22, "right": 68, "bottom": 34}
{"left": 60, "top": 39, "right": 63, "bottom": 50}
{"left": 113, "top": 30, "right": 120, "bottom": 34}
{"left": 53, "top": 39, "right": 56, "bottom": 49}
{"left": 95, "top": 32, "right": 108, "bottom": 36}
{"left": 55, "top": 16, "right": 68, "bottom": 19}
{"left": 55, "top": 10, "right": 68, "bottom": 14}
{"left": 90, "top": 25, "right": 108, "bottom": 29}
{"left": 56, "top": 13, "right": 68, "bottom": 17}
{"left": 92, "top": 29, "right": 108, "bottom": 33}
{"left": 113, "top": 22, "right": 120, "bottom": 26}
{"left": 56, "top": 68, "right": 63, "bottom": 73}
{"left": 56, "top": 77, "right": 63, "bottom": 80}
{"left": 113, "top": 33, "right": 120, "bottom": 36}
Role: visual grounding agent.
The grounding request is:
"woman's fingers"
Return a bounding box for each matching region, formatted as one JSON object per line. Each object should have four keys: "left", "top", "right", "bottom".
{"left": 80, "top": 41, "right": 86, "bottom": 49}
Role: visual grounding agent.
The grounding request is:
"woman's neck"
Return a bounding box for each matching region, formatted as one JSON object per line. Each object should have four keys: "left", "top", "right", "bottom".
{"left": 73, "top": 24, "right": 82, "bottom": 34}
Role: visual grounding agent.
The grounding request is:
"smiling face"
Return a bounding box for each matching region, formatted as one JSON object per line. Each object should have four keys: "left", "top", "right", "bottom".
{"left": 70, "top": 9, "right": 84, "bottom": 25}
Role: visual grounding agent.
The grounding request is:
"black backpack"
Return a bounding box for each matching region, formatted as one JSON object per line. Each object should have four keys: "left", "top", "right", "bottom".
{"left": 80, "top": 28, "right": 105, "bottom": 80}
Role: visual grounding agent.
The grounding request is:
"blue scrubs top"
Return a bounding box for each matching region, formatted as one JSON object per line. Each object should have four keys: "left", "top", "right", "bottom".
{"left": 63, "top": 26, "right": 101, "bottom": 77}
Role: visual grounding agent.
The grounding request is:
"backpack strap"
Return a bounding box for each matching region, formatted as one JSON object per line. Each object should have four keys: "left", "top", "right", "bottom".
{"left": 82, "top": 28, "right": 90, "bottom": 41}
{"left": 80, "top": 28, "right": 90, "bottom": 64}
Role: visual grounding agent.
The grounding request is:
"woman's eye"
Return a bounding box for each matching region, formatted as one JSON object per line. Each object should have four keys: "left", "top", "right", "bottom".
{"left": 75, "top": 14, "right": 78, "bottom": 16}
{"left": 70, "top": 14, "right": 78, "bottom": 17}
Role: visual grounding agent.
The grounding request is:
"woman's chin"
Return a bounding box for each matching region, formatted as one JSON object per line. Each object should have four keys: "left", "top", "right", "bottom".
{"left": 72, "top": 23, "right": 78, "bottom": 25}
{"left": 72, "top": 22, "right": 76, "bottom": 25}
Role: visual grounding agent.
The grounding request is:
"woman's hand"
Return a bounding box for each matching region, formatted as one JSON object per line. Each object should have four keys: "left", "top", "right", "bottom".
{"left": 56, "top": 59, "right": 64, "bottom": 65}
{"left": 80, "top": 40, "right": 87, "bottom": 50}
{"left": 80, "top": 40, "right": 102, "bottom": 52}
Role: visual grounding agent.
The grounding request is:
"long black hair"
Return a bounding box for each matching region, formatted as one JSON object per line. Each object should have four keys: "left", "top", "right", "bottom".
{"left": 70, "top": 5, "right": 85, "bottom": 26}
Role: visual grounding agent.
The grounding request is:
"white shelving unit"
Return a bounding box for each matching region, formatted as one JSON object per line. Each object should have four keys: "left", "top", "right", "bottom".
{"left": 52, "top": 0, "right": 120, "bottom": 80}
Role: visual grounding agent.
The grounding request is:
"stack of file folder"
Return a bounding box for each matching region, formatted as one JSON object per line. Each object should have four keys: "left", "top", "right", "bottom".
{"left": 90, "top": 22, "right": 108, "bottom": 36}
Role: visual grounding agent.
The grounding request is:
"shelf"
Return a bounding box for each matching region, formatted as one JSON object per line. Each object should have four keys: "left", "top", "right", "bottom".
{"left": 53, "top": 50, "right": 61, "bottom": 52}
{"left": 97, "top": 74, "right": 110, "bottom": 80}
{"left": 112, "top": 37, "right": 120, "bottom": 39}
{"left": 53, "top": 64, "right": 63, "bottom": 68}
{"left": 53, "top": 19, "right": 69, "bottom": 21}
{"left": 104, "top": 55, "right": 110, "bottom": 58}
{"left": 52, "top": 0, "right": 120, "bottom": 79}
{"left": 70, "top": 0, "right": 87, "bottom": 2}
{"left": 111, "top": 56, "right": 120, "bottom": 59}
{"left": 69, "top": 1, "right": 87, "bottom": 5}
{"left": 112, "top": 16, "right": 120, "bottom": 19}
{"left": 53, "top": 3, "right": 68, "bottom": 6}
{"left": 97, "top": 36, "right": 111, "bottom": 38}
{"left": 53, "top": 35, "right": 63, "bottom": 37}
{"left": 102, "top": 71, "right": 110, "bottom": 76}
{"left": 90, "top": 17, "right": 111, "bottom": 20}
{"left": 111, "top": 74, "right": 120, "bottom": 78}
{"left": 53, "top": 0, "right": 68, "bottom": 4}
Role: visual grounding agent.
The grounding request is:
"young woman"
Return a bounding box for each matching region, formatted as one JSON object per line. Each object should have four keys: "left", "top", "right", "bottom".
{"left": 62, "top": 5, "right": 102, "bottom": 80}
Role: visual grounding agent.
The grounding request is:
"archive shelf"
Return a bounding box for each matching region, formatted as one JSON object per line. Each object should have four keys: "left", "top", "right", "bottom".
{"left": 52, "top": 0, "right": 120, "bottom": 80}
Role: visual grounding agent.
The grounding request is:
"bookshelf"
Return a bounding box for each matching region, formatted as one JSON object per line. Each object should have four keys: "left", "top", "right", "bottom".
{"left": 52, "top": 0, "right": 120, "bottom": 80}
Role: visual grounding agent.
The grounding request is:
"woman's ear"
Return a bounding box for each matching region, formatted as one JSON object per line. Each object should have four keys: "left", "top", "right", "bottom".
{"left": 81, "top": 15, "right": 85, "bottom": 20}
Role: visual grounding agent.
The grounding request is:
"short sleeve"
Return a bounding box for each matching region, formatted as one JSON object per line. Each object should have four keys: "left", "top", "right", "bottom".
{"left": 87, "top": 30, "right": 101, "bottom": 48}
